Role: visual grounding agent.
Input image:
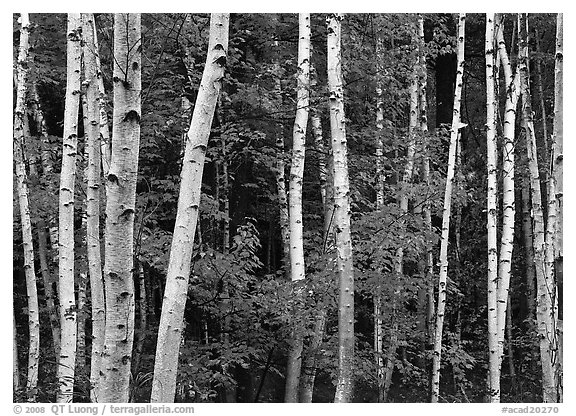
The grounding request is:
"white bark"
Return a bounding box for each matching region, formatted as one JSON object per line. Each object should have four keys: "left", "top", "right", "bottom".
{"left": 151, "top": 14, "right": 229, "bottom": 403}
{"left": 431, "top": 13, "right": 465, "bottom": 404}
{"left": 518, "top": 13, "right": 558, "bottom": 403}
{"left": 328, "top": 13, "right": 355, "bottom": 403}
{"left": 486, "top": 13, "right": 500, "bottom": 402}
{"left": 14, "top": 13, "right": 40, "bottom": 402}
{"left": 496, "top": 18, "right": 520, "bottom": 379}
{"left": 56, "top": 13, "right": 82, "bottom": 403}
{"left": 285, "top": 13, "right": 310, "bottom": 403}
{"left": 81, "top": 12, "right": 106, "bottom": 403}
{"left": 100, "top": 13, "right": 141, "bottom": 403}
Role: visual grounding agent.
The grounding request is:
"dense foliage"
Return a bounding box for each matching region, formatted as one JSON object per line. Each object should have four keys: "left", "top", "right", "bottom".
{"left": 13, "top": 13, "right": 559, "bottom": 403}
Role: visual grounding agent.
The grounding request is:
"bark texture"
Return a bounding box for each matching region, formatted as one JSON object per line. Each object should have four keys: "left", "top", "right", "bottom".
{"left": 285, "top": 13, "right": 310, "bottom": 403}
{"left": 431, "top": 13, "right": 465, "bottom": 404}
{"left": 328, "top": 13, "right": 355, "bottom": 403}
{"left": 56, "top": 13, "right": 82, "bottom": 403}
{"left": 81, "top": 12, "right": 106, "bottom": 402}
{"left": 518, "top": 13, "right": 558, "bottom": 403}
{"left": 100, "top": 13, "right": 141, "bottom": 403}
{"left": 485, "top": 12, "right": 500, "bottom": 403}
{"left": 151, "top": 14, "right": 229, "bottom": 403}
{"left": 14, "top": 12, "right": 40, "bottom": 402}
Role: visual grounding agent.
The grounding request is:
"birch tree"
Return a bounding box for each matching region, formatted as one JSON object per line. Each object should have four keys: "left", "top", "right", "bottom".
{"left": 56, "top": 13, "right": 82, "bottom": 403}
{"left": 13, "top": 12, "right": 40, "bottom": 401}
{"left": 485, "top": 13, "right": 500, "bottom": 402}
{"left": 99, "top": 13, "right": 141, "bottom": 402}
{"left": 431, "top": 13, "right": 466, "bottom": 404}
{"left": 328, "top": 13, "right": 355, "bottom": 403}
{"left": 518, "top": 12, "right": 558, "bottom": 403}
{"left": 151, "top": 14, "right": 229, "bottom": 403}
{"left": 550, "top": 13, "right": 563, "bottom": 401}
{"left": 496, "top": 14, "right": 520, "bottom": 380}
{"left": 373, "top": 34, "right": 386, "bottom": 402}
{"left": 81, "top": 12, "right": 106, "bottom": 402}
{"left": 285, "top": 13, "right": 310, "bottom": 403}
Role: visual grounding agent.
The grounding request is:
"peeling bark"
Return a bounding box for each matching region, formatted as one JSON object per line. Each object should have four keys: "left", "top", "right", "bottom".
{"left": 328, "top": 13, "right": 355, "bottom": 403}
{"left": 285, "top": 13, "right": 310, "bottom": 403}
{"left": 81, "top": 12, "right": 106, "bottom": 402}
{"left": 100, "top": 13, "right": 141, "bottom": 403}
{"left": 13, "top": 13, "right": 39, "bottom": 402}
{"left": 56, "top": 13, "right": 82, "bottom": 403}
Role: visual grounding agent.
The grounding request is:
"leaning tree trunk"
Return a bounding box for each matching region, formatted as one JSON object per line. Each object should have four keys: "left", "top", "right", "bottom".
{"left": 81, "top": 12, "right": 106, "bottom": 403}
{"left": 328, "top": 13, "right": 355, "bottom": 403}
{"left": 518, "top": 13, "right": 558, "bottom": 404}
{"left": 431, "top": 13, "right": 465, "bottom": 404}
{"left": 56, "top": 13, "right": 82, "bottom": 403}
{"left": 99, "top": 13, "right": 141, "bottom": 403}
{"left": 13, "top": 12, "right": 40, "bottom": 402}
{"left": 485, "top": 13, "right": 500, "bottom": 403}
{"left": 151, "top": 14, "right": 229, "bottom": 403}
{"left": 285, "top": 13, "right": 310, "bottom": 403}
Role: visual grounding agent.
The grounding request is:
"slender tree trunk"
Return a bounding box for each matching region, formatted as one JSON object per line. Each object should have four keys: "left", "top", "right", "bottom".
{"left": 431, "top": 13, "right": 465, "bottom": 404}
{"left": 29, "top": 79, "right": 52, "bottom": 173}
{"left": 14, "top": 313, "right": 20, "bottom": 391}
{"left": 299, "top": 113, "right": 331, "bottom": 403}
{"left": 551, "top": 13, "right": 563, "bottom": 401}
{"left": 151, "top": 14, "right": 229, "bottom": 403}
{"left": 486, "top": 13, "right": 500, "bottom": 403}
{"left": 328, "top": 13, "right": 355, "bottom": 403}
{"left": 506, "top": 295, "right": 517, "bottom": 394}
{"left": 534, "top": 28, "right": 550, "bottom": 177}
{"left": 374, "top": 35, "right": 386, "bottom": 400}
{"left": 81, "top": 12, "right": 106, "bottom": 402}
{"left": 518, "top": 13, "right": 558, "bottom": 403}
{"left": 99, "top": 13, "right": 141, "bottom": 403}
{"left": 418, "top": 15, "right": 435, "bottom": 392}
{"left": 496, "top": 15, "right": 520, "bottom": 381}
{"left": 132, "top": 262, "right": 147, "bottom": 376}
{"left": 37, "top": 220, "right": 61, "bottom": 359}
{"left": 90, "top": 16, "right": 112, "bottom": 177}
{"left": 56, "top": 13, "right": 82, "bottom": 403}
{"left": 285, "top": 13, "right": 310, "bottom": 403}
{"left": 14, "top": 13, "right": 39, "bottom": 402}
{"left": 274, "top": 69, "right": 290, "bottom": 267}
{"left": 521, "top": 176, "right": 536, "bottom": 324}
{"left": 382, "top": 327, "right": 398, "bottom": 402}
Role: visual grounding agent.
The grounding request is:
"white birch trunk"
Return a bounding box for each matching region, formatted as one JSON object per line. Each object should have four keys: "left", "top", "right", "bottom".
{"left": 374, "top": 36, "right": 386, "bottom": 400}
{"left": 431, "top": 13, "right": 465, "bottom": 404}
{"left": 285, "top": 13, "right": 310, "bottom": 403}
{"left": 81, "top": 12, "right": 106, "bottom": 402}
{"left": 100, "top": 13, "right": 141, "bottom": 403}
{"left": 518, "top": 13, "right": 558, "bottom": 403}
{"left": 14, "top": 13, "right": 40, "bottom": 402}
{"left": 56, "top": 13, "right": 82, "bottom": 403}
{"left": 151, "top": 14, "right": 229, "bottom": 403}
{"left": 551, "top": 13, "right": 563, "bottom": 401}
{"left": 328, "top": 13, "right": 355, "bottom": 403}
{"left": 485, "top": 13, "right": 500, "bottom": 403}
